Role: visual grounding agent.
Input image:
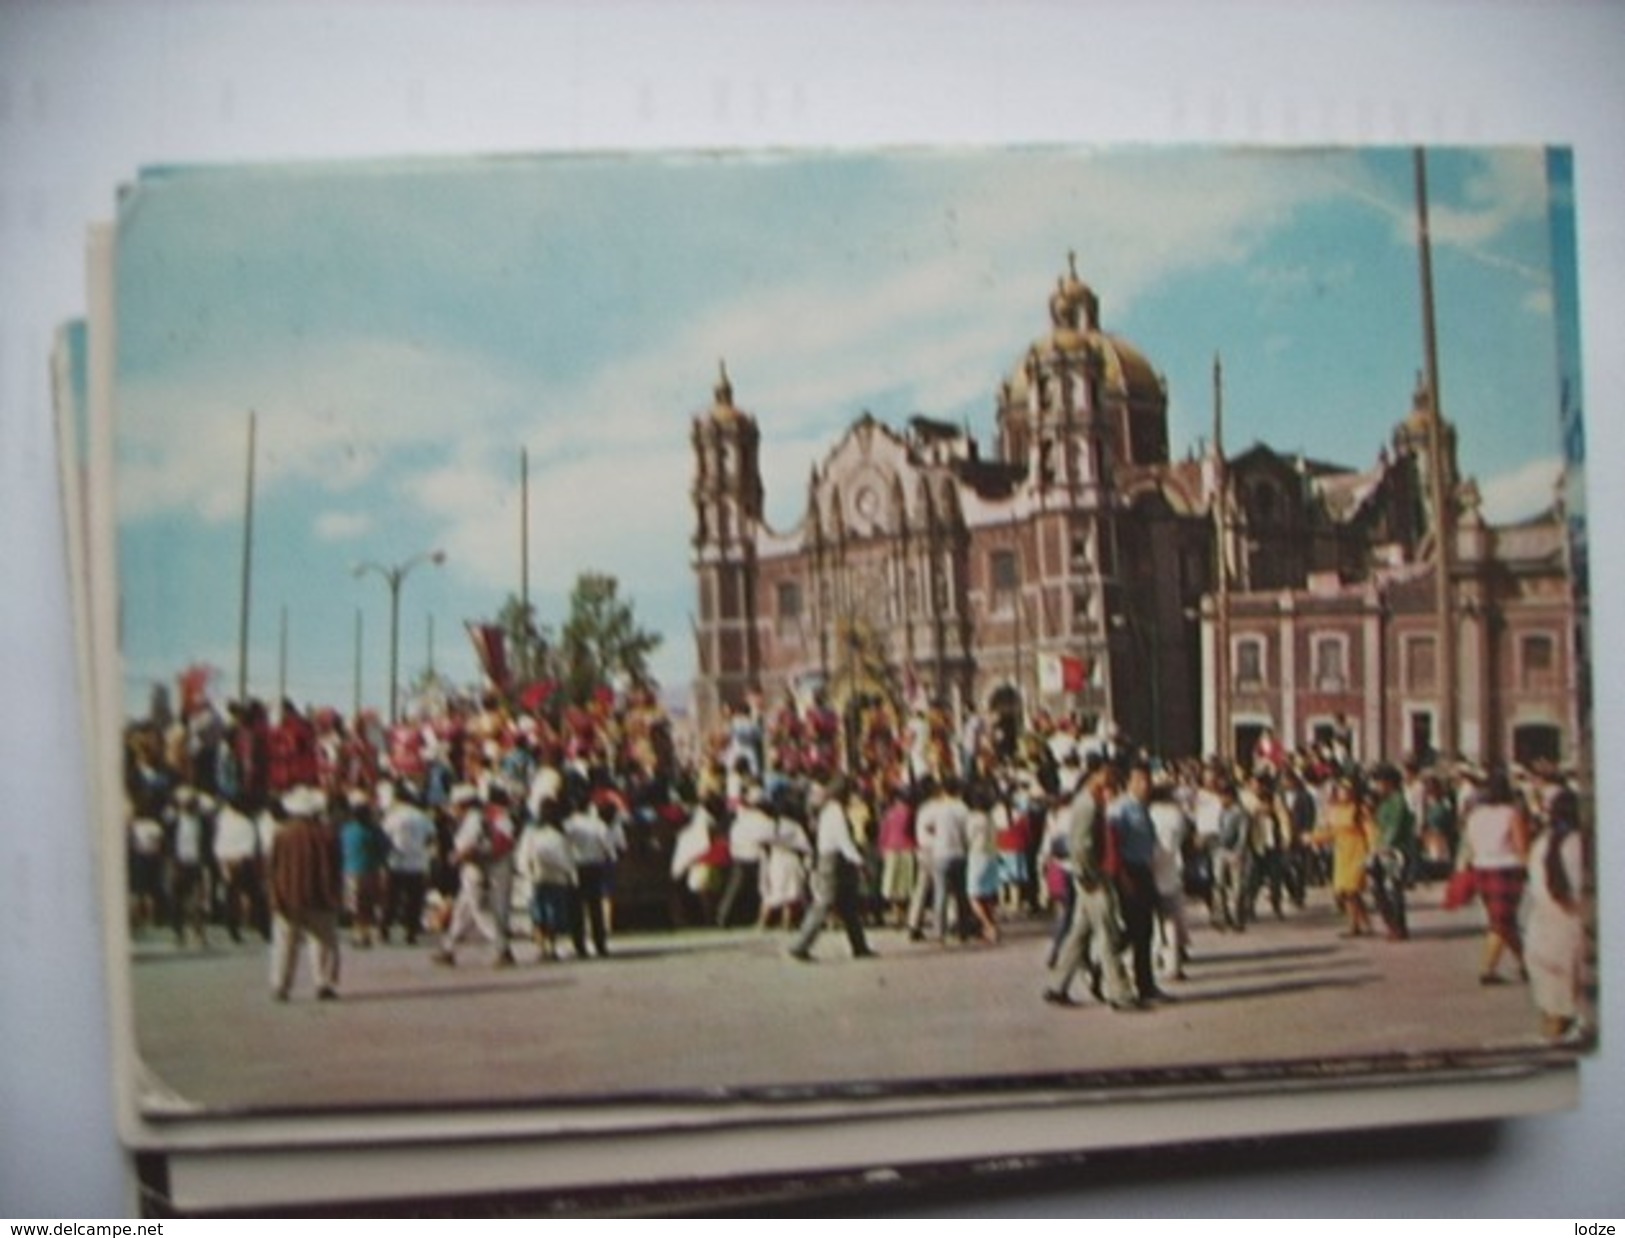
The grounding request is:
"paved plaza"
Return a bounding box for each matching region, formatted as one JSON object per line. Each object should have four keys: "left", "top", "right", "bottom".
{"left": 129, "top": 882, "right": 1574, "bottom": 1114}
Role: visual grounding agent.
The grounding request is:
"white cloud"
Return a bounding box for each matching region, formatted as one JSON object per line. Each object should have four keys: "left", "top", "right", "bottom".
{"left": 1341, "top": 148, "right": 1553, "bottom": 289}
{"left": 117, "top": 335, "right": 526, "bottom": 523}
{"left": 313, "top": 510, "right": 374, "bottom": 541}
{"left": 397, "top": 435, "right": 696, "bottom": 605}
{"left": 491, "top": 152, "right": 1345, "bottom": 480}
{"left": 1478, "top": 455, "right": 1561, "bottom": 524}
{"left": 301, "top": 151, "right": 1375, "bottom": 620}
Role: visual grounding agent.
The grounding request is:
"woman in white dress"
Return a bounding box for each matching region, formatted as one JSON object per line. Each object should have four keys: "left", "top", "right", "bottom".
{"left": 760, "top": 791, "right": 812, "bottom": 930}
{"left": 1525, "top": 788, "right": 1586, "bottom": 1041}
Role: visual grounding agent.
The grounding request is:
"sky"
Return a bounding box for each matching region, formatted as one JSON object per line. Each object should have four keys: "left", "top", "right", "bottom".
{"left": 111, "top": 145, "right": 1578, "bottom": 718}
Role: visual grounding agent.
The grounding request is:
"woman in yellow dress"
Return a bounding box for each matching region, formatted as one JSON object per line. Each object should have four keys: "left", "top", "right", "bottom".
{"left": 1315, "top": 773, "right": 1373, "bottom": 937}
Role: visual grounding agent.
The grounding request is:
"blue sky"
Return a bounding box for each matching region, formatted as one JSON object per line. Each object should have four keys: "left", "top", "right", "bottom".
{"left": 113, "top": 146, "right": 1577, "bottom": 717}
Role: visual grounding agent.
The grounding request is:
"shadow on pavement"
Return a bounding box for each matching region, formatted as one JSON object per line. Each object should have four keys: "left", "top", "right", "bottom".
{"left": 1183, "top": 942, "right": 1341, "bottom": 965}
{"left": 336, "top": 974, "right": 578, "bottom": 1003}
{"left": 1404, "top": 922, "right": 1486, "bottom": 941}
{"left": 131, "top": 945, "right": 268, "bottom": 965}
{"left": 1156, "top": 973, "right": 1377, "bottom": 1006}
{"left": 1186, "top": 954, "right": 1373, "bottom": 983}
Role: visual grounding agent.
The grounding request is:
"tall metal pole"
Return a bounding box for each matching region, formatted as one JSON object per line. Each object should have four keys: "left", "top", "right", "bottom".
{"left": 1213, "top": 355, "right": 1231, "bottom": 761}
{"left": 1005, "top": 508, "right": 1026, "bottom": 726}
{"left": 1415, "top": 148, "right": 1458, "bottom": 761}
{"left": 353, "top": 608, "right": 362, "bottom": 719}
{"left": 520, "top": 447, "right": 531, "bottom": 682}
{"left": 388, "top": 575, "right": 402, "bottom": 727}
{"left": 236, "top": 410, "right": 257, "bottom": 702}
{"left": 277, "top": 605, "right": 288, "bottom": 702}
{"left": 355, "top": 550, "right": 445, "bottom": 726}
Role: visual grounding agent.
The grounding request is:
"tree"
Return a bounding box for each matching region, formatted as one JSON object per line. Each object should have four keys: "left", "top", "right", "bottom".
{"left": 559, "top": 573, "right": 661, "bottom": 704}
{"left": 495, "top": 593, "right": 554, "bottom": 687}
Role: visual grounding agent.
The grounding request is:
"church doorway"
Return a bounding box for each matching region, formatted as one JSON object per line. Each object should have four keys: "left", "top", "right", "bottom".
{"left": 1232, "top": 721, "right": 1266, "bottom": 770}
{"left": 988, "top": 684, "right": 1023, "bottom": 760}
{"left": 1512, "top": 722, "right": 1561, "bottom": 767}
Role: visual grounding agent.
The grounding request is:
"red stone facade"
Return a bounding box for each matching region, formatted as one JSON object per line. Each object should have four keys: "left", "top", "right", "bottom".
{"left": 690, "top": 262, "right": 1582, "bottom": 767}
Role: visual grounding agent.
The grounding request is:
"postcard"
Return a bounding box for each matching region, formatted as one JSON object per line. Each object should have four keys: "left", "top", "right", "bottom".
{"left": 88, "top": 145, "right": 1593, "bottom": 1210}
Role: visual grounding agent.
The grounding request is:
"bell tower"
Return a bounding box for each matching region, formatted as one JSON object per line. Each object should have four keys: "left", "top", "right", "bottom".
{"left": 691, "top": 361, "right": 764, "bottom": 734}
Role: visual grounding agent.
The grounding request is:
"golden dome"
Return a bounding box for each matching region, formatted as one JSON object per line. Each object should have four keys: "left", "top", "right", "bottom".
{"left": 1048, "top": 325, "right": 1088, "bottom": 354}
{"left": 1002, "top": 324, "right": 1162, "bottom": 413}
{"left": 1001, "top": 260, "right": 1161, "bottom": 417}
{"left": 1059, "top": 250, "right": 1092, "bottom": 305}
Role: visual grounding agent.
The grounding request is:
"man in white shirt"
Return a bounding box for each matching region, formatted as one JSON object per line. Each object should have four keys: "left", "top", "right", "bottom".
{"left": 788, "top": 778, "right": 875, "bottom": 962}
{"left": 212, "top": 794, "right": 264, "bottom": 943}
{"left": 516, "top": 800, "right": 577, "bottom": 961}
{"left": 432, "top": 783, "right": 517, "bottom": 968}
{"left": 564, "top": 790, "right": 621, "bottom": 958}
{"left": 168, "top": 786, "right": 209, "bottom": 948}
{"left": 379, "top": 781, "right": 437, "bottom": 945}
{"left": 921, "top": 778, "right": 975, "bottom": 944}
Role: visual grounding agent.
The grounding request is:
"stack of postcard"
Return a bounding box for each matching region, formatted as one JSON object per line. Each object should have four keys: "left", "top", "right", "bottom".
{"left": 60, "top": 145, "right": 1597, "bottom": 1215}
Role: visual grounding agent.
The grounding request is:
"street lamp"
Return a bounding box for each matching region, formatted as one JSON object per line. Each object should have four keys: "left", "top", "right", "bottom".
{"left": 353, "top": 549, "right": 446, "bottom": 725}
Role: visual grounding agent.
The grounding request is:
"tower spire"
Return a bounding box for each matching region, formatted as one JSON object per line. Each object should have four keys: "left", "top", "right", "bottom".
{"left": 1415, "top": 146, "right": 1457, "bottom": 762}
{"left": 1211, "top": 351, "right": 1232, "bottom": 760}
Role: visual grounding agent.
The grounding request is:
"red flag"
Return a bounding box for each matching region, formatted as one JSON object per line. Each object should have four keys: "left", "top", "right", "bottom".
{"left": 177, "top": 663, "right": 215, "bottom": 717}
{"left": 519, "top": 680, "right": 556, "bottom": 714}
{"left": 1061, "top": 655, "right": 1089, "bottom": 693}
{"left": 465, "top": 622, "right": 510, "bottom": 692}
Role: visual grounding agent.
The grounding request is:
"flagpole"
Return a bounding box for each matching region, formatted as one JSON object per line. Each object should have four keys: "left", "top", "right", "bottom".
{"left": 353, "top": 550, "right": 446, "bottom": 726}
{"left": 520, "top": 446, "right": 531, "bottom": 684}
{"left": 353, "top": 608, "right": 362, "bottom": 719}
{"left": 1213, "top": 355, "right": 1230, "bottom": 761}
{"left": 236, "top": 410, "right": 256, "bottom": 702}
{"left": 1415, "top": 147, "right": 1458, "bottom": 762}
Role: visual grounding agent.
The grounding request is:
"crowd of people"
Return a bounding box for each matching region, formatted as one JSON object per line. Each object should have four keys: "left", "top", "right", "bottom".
{"left": 121, "top": 684, "right": 1592, "bottom": 1042}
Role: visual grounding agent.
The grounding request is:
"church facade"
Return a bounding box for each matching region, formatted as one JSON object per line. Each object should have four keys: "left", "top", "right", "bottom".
{"left": 689, "top": 259, "right": 1582, "bottom": 768}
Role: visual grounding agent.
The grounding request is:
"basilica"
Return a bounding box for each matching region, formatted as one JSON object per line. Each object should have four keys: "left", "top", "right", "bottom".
{"left": 689, "top": 258, "right": 1581, "bottom": 768}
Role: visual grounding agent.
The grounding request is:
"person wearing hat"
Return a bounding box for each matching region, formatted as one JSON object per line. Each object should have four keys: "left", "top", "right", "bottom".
{"left": 267, "top": 784, "right": 341, "bottom": 1001}
{"left": 431, "top": 782, "right": 518, "bottom": 968}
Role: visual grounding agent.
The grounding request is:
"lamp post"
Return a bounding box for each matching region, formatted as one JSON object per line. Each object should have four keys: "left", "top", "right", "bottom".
{"left": 353, "top": 550, "right": 446, "bottom": 725}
